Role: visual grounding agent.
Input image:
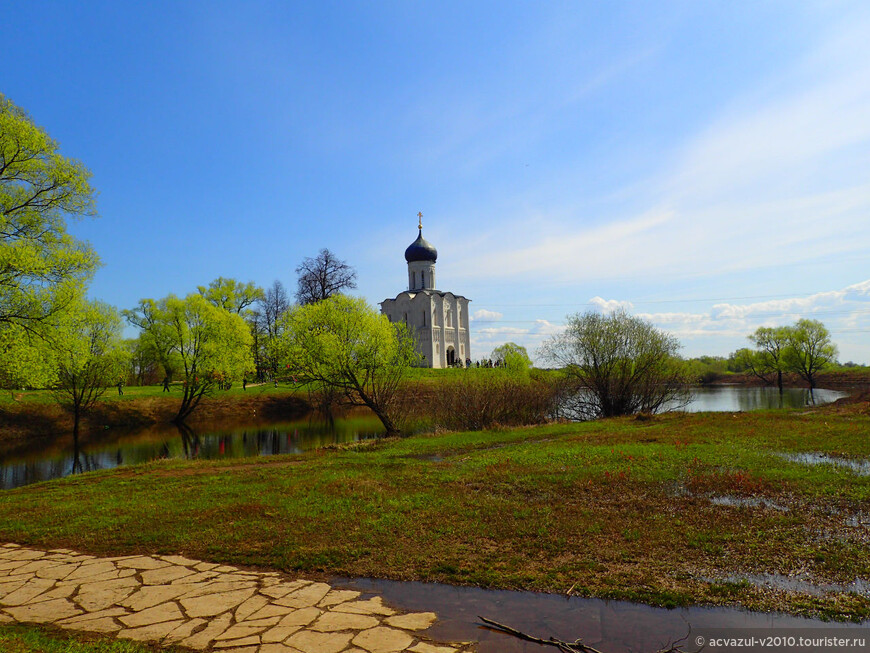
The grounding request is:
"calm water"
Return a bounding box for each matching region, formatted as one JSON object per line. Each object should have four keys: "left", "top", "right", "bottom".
{"left": 335, "top": 578, "right": 868, "bottom": 653}
{"left": 0, "top": 386, "right": 848, "bottom": 490}
{"left": 0, "top": 412, "right": 385, "bottom": 490}
{"left": 679, "top": 386, "right": 847, "bottom": 412}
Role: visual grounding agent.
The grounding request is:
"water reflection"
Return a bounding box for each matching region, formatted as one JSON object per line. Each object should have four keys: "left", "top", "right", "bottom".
{"left": 0, "top": 411, "right": 385, "bottom": 490}
{"left": 777, "top": 452, "right": 870, "bottom": 476}
{"left": 678, "top": 386, "right": 846, "bottom": 412}
{"left": 0, "top": 387, "right": 849, "bottom": 491}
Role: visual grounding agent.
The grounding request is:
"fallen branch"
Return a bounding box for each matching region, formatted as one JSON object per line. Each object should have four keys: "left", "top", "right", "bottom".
{"left": 478, "top": 616, "right": 604, "bottom": 653}
{"left": 477, "top": 616, "right": 698, "bottom": 653}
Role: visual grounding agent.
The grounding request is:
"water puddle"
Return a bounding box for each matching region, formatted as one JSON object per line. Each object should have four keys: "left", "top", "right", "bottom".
{"left": 709, "top": 495, "right": 790, "bottom": 511}
{"left": 776, "top": 452, "right": 870, "bottom": 476}
{"left": 713, "top": 573, "right": 870, "bottom": 599}
{"left": 334, "top": 578, "right": 866, "bottom": 653}
{"left": 406, "top": 453, "right": 445, "bottom": 462}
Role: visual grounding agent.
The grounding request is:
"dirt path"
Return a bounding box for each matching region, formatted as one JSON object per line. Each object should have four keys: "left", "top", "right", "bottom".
{"left": 0, "top": 543, "right": 470, "bottom": 653}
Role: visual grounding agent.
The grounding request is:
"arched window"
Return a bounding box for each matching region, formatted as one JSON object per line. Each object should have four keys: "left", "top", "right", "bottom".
{"left": 421, "top": 271, "right": 426, "bottom": 288}
{"left": 422, "top": 310, "right": 426, "bottom": 326}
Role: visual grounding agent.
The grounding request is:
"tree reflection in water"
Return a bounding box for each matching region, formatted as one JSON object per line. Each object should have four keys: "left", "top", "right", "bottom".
{"left": 176, "top": 422, "right": 202, "bottom": 459}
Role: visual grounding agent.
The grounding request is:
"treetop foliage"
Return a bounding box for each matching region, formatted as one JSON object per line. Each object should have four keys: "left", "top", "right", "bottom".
{"left": 740, "top": 320, "right": 838, "bottom": 389}
{"left": 197, "top": 277, "right": 263, "bottom": 315}
{"left": 490, "top": 342, "right": 532, "bottom": 373}
{"left": 1, "top": 94, "right": 100, "bottom": 387}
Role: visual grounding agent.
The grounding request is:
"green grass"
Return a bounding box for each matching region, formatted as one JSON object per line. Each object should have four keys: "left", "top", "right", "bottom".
{"left": 0, "top": 367, "right": 494, "bottom": 406}
{"left": 1, "top": 406, "right": 869, "bottom": 620}
{"left": 0, "top": 380, "right": 306, "bottom": 406}
{"left": 0, "top": 623, "right": 180, "bottom": 653}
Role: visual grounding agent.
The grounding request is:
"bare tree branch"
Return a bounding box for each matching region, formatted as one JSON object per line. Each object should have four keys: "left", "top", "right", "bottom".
{"left": 295, "top": 248, "right": 357, "bottom": 305}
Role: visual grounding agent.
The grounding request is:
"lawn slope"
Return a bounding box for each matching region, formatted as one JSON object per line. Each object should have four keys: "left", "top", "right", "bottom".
{"left": 1, "top": 403, "right": 868, "bottom": 620}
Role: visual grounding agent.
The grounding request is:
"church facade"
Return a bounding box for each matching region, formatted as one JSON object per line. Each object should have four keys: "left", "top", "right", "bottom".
{"left": 380, "top": 220, "right": 471, "bottom": 368}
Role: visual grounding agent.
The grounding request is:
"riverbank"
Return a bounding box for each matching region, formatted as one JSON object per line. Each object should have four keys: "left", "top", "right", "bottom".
{"left": 0, "top": 385, "right": 312, "bottom": 454}
{"left": 1, "top": 401, "right": 867, "bottom": 622}
{"left": 705, "top": 368, "right": 870, "bottom": 390}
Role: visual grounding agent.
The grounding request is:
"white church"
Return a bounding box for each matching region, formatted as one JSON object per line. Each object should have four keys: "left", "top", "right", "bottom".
{"left": 380, "top": 216, "right": 471, "bottom": 368}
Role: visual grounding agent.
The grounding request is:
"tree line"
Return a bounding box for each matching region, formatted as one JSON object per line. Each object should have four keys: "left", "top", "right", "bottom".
{"left": 1, "top": 93, "right": 847, "bottom": 438}
{"left": 2, "top": 94, "right": 411, "bottom": 432}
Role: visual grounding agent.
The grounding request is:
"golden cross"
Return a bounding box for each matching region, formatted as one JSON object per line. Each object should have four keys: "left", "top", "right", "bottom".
{"left": 417, "top": 211, "right": 423, "bottom": 229}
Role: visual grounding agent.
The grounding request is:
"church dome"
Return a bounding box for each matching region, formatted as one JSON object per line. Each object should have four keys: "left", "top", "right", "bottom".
{"left": 404, "top": 229, "right": 438, "bottom": 262}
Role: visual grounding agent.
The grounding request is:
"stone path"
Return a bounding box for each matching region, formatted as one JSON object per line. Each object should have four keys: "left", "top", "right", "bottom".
{"left": 0, "top": 543, "right": 472, "bottom": 653}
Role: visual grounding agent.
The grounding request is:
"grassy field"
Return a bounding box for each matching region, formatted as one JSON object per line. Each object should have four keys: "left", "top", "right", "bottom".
{"left": 1, "top": 402, "right": 868, "bottom": 621}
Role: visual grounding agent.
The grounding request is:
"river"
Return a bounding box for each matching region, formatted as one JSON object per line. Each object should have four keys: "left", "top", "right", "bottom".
{"left": 0, "top": 386, "right": 848, "bottom": 490}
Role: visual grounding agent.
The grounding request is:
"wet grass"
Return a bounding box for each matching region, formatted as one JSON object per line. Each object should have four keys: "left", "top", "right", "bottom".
{"left": 1, "top": 405, "right": 868, "bottom": 621}
{"left": 0, "top": 622, "right": 179, "bottom": 652}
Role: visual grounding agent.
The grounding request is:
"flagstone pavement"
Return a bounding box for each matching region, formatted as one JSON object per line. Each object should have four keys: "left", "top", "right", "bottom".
{"left": 0, "top": 543, "right": 473, "bottom": 653}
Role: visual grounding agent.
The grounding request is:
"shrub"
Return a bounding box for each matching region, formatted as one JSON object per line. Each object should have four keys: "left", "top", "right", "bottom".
{"left": 431, "top": 369, "right": 558, "bottom": 431}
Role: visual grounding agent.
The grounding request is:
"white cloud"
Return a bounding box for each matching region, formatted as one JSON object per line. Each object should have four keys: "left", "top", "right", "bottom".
{"left": 631, "top": 279, "right": 870, "bottom": 359}
{"left": 470, "top": 318, "right": 566, "bottom": 364}
{"left": 589, "top": 297, "right": 635, "bottom": 314}
{"left": 472, "top": 308, "right": 503, "bottom": 321}
{"left": 465, "top": 280, "right": 870, "bottom": 363}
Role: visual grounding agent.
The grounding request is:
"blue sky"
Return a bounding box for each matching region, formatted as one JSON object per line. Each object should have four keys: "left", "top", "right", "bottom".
{"left": 5, "top": 1, "right": 870, "bottom": 362}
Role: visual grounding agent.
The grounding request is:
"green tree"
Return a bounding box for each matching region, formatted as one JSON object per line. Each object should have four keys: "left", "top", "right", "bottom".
{"left": 50, "top": 301, "right": 129, "bottom": 442}
{"left": 490, "top": 342, "right": 532, "bottom": 373}
{"left": 0, "top": 323, "right": 56, "bottom": 394}
{"left": 125, "top": 336, "right": 162, "bottom": 386}
{"left": 123, "top": 299, "right": 181, "bottom": 382}
{"left": 783, "top": 319, "right": 838, "bottom": 389}
{"left": 197, "top": 277, "right": 263, "bottom": 315}
{"left": 730, "top": 347, "right": 774, "bottom": 385}
{"left": 681, "top": 355, "right": 728, "bottom": 385}
{"left": 748, "top": 326, "right": 790, "bottom": 392}
{"left": 539, "top": 310, "right": 688, "bottom": 418}
{"left": 129, "top": 294, "right": 253, "bottom": 422}
{"left": 1, "top": 95, "right": 99, "bottom": 385}
{"left": 277, "top": 295, "right": 417, "bottom": 435}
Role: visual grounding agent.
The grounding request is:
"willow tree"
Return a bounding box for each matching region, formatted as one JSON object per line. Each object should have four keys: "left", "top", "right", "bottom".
{"left": 197, "top": 277, "right": 263, "bottom": 315}
{"left": 491, "top": 342, "right": 532, "bottom": 372}
{"left": 123, "top": 298, "right": 181, "bottom": 383}
{"left": 748, "top": 326, "right": 790, "bottom": 392}
{"left": 1, "top": 94, "right": 99, "bottom": 387}
{"left": 540, "top": 309, "right": 688, "bottom": 419}
{"left": 129, "top": 293, "right": 253, "bottom": 422}
{"left": 277, "top": 295, "right": 417, "bottom": 435}
{"left": 51, "top": 301, "right": 128, "bottom": 441}
{"left": 784, "top": 319, "right": 838, "bottom": 389}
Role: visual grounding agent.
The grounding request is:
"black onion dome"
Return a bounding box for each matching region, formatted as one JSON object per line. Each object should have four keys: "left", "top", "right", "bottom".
{"left": 404, "top": 229, "right": 438, "bottom": 262}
